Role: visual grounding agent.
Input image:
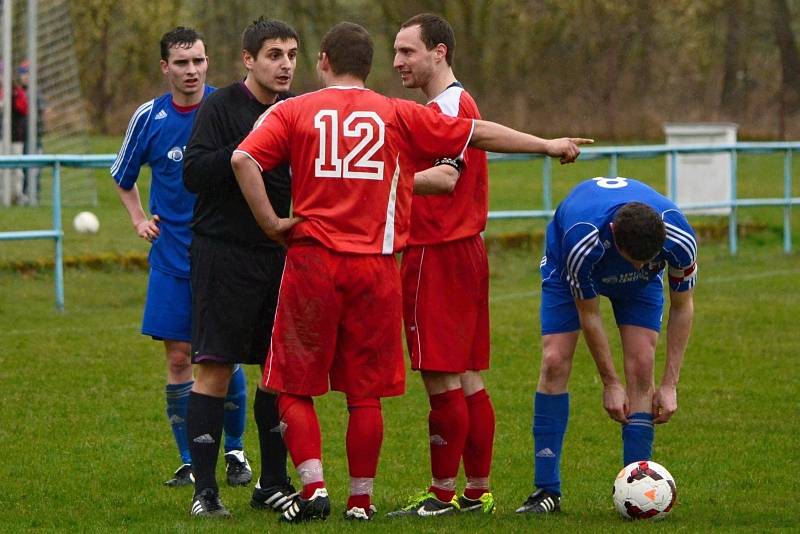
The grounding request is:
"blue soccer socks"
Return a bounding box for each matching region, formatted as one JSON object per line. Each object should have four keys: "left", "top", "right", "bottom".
{"left": 166, "top": 381, "right": 193, "bottom": 464}
{"left": 622, "top": 412, "right": 654, "bottom": 465}
{"left": 223, "top": 364, "right": 247, "bottom": 453}
{"left": 532, "top": 392, "right": 569, "bottom": 496}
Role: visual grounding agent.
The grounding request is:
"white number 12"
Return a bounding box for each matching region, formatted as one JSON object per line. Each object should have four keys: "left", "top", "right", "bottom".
{"left": 314, "top": 110, "right": 385, "bottom": 180}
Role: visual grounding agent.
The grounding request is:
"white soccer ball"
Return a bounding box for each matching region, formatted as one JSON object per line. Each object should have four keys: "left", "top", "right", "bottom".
{"left": 73, "top": 211, "right": 100, "bottom": 234}
{"left": 612, "top": 460, "right": 676, "bottom": 520}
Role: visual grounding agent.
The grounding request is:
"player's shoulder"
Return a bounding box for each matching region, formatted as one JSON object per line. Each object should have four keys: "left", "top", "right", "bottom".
{"left": 201, "top": 82, "right": 239, "bottom": 105}
{"left": 428, "top": 81, "right": 477, "bottom": 117}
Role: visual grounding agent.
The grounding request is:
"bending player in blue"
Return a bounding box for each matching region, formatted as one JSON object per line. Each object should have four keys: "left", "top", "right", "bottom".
{"left": 516, "top": 177, "right": 697, "bottom": 514}
{"left": 111, "top": 27, "right": 252, "bottom": 488}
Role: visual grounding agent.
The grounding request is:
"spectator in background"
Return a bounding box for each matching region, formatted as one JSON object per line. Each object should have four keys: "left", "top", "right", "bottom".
{"left": 18, "top": 60, "right": 46, "bottom": 204}
{"left": 0, "top": 61, "right": 29, "bottom": 204}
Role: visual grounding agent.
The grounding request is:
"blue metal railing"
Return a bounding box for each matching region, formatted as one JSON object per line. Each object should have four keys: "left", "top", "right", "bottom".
{"left": 487, "top": 142, "right": 799, "bottom": 256}
{"left": 0, "top": 143, "right": 797, "bottom": 310}
{"left": 0, "top": 154, "right": 115, "bottom": 310}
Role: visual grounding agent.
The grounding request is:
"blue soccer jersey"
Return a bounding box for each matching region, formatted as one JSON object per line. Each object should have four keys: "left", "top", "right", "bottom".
{"left": 110, "top": 86, "right": 214, "bottom": 278}
{"left": 543, "top": 177, "right": 698, "bottom": 301}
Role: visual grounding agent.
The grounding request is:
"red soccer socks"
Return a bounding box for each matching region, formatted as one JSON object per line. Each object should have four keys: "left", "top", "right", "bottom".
{"left": 346, "top": 397, "right": 382, "bottom": 510}
{"left": 463, "top": 388, "right": 495, "bottom": 499}
{"left": 427, "top": 388, "right": 469, "bottom": 502}
{"left": 277, "top": 393, "right": 324, "bottom": 498}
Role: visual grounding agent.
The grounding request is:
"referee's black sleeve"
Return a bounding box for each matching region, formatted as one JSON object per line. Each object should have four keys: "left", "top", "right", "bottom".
{"left": 184, "top": 96, "right": 244, "bottom": 194}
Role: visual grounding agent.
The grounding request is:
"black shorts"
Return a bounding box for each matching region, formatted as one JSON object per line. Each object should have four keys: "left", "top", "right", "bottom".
{"left": 190, "top": 234, "right": 285, "bottom": 365}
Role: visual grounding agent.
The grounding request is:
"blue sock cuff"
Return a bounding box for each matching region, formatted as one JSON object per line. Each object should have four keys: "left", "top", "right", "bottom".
{"left": 166, "top": 381, "right": 193, "bottom": 397}
{"left": 626, "top": 412, "right": 654, "bottom": 427}
{"left": 534, "top": 392, "right": 570, "bottom": 419}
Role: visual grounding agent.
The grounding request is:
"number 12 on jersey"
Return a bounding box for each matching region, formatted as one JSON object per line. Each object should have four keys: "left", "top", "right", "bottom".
{"left": 314, "top": 110, "right": 385, "bottom": 180}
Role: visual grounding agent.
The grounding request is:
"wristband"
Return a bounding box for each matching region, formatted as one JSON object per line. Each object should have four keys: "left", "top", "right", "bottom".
{"left": 433, "top": 157, "right": 462, "bottom": 172}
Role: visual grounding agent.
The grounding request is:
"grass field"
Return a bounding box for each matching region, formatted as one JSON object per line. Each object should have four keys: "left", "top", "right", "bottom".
{"left": 1, "top": 142, "right": 799, "bottom": 531}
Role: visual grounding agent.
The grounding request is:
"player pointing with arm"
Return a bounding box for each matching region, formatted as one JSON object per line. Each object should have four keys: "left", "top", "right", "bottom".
{"left": 232, "top": 21, "right": 589, "bottom": 523}
{"left": 516, "top": 177, "right": 696, "bottom": 515}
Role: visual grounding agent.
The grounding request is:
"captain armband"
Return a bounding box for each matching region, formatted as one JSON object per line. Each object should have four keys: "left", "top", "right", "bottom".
{"left": 433, "top": 157, "right": 462, "bottom": 172}
{"left": 668, "top": 262, "right": 697, "bottom": 286}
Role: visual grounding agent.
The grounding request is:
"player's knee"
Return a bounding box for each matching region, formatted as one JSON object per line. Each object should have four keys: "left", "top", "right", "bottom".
{"left": 165, "top": 347, "right": 191, "bottom": 378}
{"left": 539, "top": 350, "right": 572, "bottom": 386}
{"left": 460, "top": 370, "right": 485, "bottom": 395}
{"left": 421, "top": 371, "right": 461, "bottom": 395}
{"left": 193, "top": 363, "right": 234, "bottom": 397}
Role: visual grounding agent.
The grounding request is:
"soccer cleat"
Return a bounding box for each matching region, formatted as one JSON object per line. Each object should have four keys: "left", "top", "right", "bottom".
{"left": 164, "top": 463, "right": 194, "bottom": 487}
{"left": 251, "top": 478, "right": 298, "bottom": 512}
{"left": 458, "top": 492, "right": 496, "bottom": 514}
{"left": 224, "top": 450, "right": 253, "bottom": 486}
{"left": 515, "top": 488, "right": 561, "bottom": 514}
{"left": 190, "top": 488, "right": 231, "bottom": 518}
{"left": 279, "top": 487, "right": 330, "bottom": 523}
{"left": 343, "top": 504, "right": 377, "bottom": 521}
{"left": 387, "top": 491, "right": 460, "bottom": 518}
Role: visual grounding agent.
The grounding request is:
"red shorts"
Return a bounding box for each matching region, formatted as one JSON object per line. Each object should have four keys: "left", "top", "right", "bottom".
{"left": 263, "top": 243, "right": 405, "bottom": 398}
{"left": 401, "top": 234, "right": 490, "bottom": 373}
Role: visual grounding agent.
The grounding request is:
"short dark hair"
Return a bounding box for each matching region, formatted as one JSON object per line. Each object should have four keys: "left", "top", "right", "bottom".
{"left": 160, "top": 26, "right": 204, "bottom": 61}
{"left": 612, "top": 202, "right": 666, "bottom": 261}
{"left": 400, "top": 13, "right": 455, "bottom": 66}
{"left": 242, "top": 17, "right": 299, "bottom": 58}
{"left": 319, "top": 22, "right": 373, "bottom": 81}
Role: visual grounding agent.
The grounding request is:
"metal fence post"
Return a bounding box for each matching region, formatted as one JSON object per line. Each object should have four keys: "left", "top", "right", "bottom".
{"left": 729, "top": 149, "right": 738, "bottom": 255}
{"left": 784, "top": 149, "right": 793, "bottom": 254}
{"left": 53, "top": 161, "right": 64, "bottom": 311}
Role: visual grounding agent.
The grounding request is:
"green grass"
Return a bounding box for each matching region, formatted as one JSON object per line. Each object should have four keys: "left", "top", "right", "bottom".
{"left": 1, "top": 240, "right": 799, "bottom": 531}
{"left": 0, "top": 139, "right": 799, "bottom": 531}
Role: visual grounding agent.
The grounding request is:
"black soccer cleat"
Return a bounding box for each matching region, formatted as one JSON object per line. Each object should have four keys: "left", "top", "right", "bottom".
{"left": 190, "top": 487, "right": 231, "bottom": 518}
{"left": 457, "top": 492, "right": 496, "bottom": 514}
{"left": 515, "top": 488, "right": 561, "bottom": 514}
{"left": 279, "top": 488, "right": 330, "bottom": 523}
{"left": 387, "top": 491, "right": 460, "bottom": 517}
{"left": 164, "top": 463, "right": 194, "bottom": 487}
{"left": 251, "top": 478, "right": 298, "bottom": 512}
{"left": 224, "top": 450, "right": 253, "bottom": 486}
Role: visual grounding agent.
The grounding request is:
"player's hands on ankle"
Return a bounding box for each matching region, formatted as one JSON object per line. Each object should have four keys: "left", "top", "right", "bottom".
{"left": 652, "top": 385, "right": 677, "bottom": 424}
{"left": 603, "top": 382, "right": 629, "bottom": 423}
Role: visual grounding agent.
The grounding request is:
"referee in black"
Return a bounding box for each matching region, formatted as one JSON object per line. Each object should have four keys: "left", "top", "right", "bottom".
{"left": 182, "top": 18, "right": 300, "bottom": 518}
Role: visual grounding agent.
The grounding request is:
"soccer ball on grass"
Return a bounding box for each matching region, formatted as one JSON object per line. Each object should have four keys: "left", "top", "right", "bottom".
{"left": 73, "top": 211, "right": 100, "bottom": 234}
{"left": 612, "top": 460, "right": 676, "bottom": 520}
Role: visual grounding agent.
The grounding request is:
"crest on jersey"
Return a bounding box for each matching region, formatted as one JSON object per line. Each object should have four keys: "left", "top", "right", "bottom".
{"left": 167, "top": 146, "right": 184, "bottom": 162}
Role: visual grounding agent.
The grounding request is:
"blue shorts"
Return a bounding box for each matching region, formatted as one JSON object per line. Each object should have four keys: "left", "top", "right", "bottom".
{"left": 142, "top": 268, "right": 191, "bottom": 342}
{"left": 540, "top": 265, "right": 664, "bottom": 335}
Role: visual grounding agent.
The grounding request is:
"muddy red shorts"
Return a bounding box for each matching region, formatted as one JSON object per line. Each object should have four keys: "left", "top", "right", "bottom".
{"left": 263, "top": 242, "right": 405, "bottom": 398}
{"left": 401, "top": 234, "right": 490, "bottom": 373}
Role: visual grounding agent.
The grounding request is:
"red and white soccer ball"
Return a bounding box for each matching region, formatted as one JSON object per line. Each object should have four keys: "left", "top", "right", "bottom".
{"left": 612, "top": 460, "right": 677, "bottom": 520}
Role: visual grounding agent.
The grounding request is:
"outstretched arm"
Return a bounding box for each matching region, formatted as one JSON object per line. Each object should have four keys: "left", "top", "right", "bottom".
{"left": 575, "top": 297, "right": 628, "bottom": 423}
{"left": 653, "top": 288, "right": 694, "bottom": 423}
{"left": 469, "top": 120, "right": 593, "bottom": 164}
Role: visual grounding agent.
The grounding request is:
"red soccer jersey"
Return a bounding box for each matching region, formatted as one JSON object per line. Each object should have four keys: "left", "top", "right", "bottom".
{"left": 407, "top": 84, "right": 489, "bottom": 245}
{"left": 235, "top": 86, "right": 474, "bottom": 254}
